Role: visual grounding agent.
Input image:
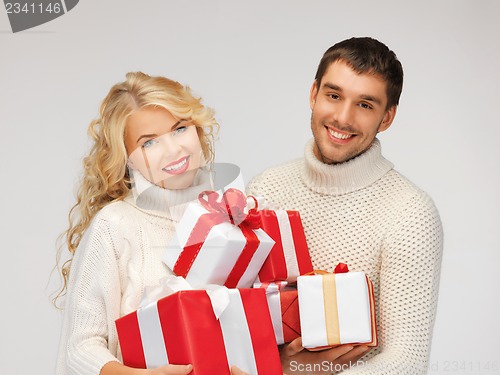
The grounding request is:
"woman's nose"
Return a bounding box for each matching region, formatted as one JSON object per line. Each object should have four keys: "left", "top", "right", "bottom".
{"left": 159, "top": 132, "right": 183, "bottom": 154}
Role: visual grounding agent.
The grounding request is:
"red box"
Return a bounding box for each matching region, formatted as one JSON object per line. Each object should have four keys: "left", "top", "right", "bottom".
{"left": 280, "top": 289, "right": 301, "bottom": 344}
{"left": 257, "top": 210, "right": 313, "bottom": 283}
{"left": 116, "top": 288, "right": 282, "bottom": 374}
{"left": 256, "top": 282, "right": 301, "bottom": 345}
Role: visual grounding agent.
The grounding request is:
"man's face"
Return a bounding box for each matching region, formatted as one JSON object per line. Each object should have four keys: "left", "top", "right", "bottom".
{"left": 125, "top": 107, "right": 203, "bottom": 190}
{"left": 310, "top": 60, "right": 396, "bottom": 164}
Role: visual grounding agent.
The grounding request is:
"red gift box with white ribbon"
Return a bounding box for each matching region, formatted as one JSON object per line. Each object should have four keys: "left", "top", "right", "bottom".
{"left": 115, "top": 280, "right": 282, "bottom": 374}
{"left": 254, "top": 281, "right": 301, "bottom": 345}
{"left": 256, "top": 210, "right": 313, "bottom": 283}
{"left": 163, "top": 189, "right": 275, "bottom": 288}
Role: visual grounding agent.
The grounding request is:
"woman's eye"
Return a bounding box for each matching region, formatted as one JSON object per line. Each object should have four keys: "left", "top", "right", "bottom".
{"left": 142, "top": 139, "right": 158, "bottom": 148}
{"left": 174, "top": 126, "right": 187, "bottom": 134}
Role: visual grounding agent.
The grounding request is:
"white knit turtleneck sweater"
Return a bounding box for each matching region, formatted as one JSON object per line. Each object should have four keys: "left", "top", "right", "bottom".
{"left": 56, "top": 170, "right": 214, "bottom": 375}
{"left": 247, "top": 139, "right": 443, "bottom": 375}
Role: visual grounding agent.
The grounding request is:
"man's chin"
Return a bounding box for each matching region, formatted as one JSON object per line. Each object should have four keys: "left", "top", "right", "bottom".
{"left": 313, "top": 142, "right": 351, "bottom": 165}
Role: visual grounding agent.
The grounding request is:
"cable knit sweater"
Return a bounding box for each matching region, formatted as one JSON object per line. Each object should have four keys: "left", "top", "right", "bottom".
{"left": 56, "top": 170, "right": 213, "bottom": 374}
{"left": 246, "top": 139, "right": 443, "bottom": 375}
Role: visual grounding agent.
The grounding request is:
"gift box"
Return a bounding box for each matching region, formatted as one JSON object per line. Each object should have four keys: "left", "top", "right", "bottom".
{"left": 254, "top": 282, "right": 301, "bottom": 345}
{"left": 297, "top": 264, "right": 378, "bottom": 349}
{"left": 116, "top": 285, "right": 282, "bottom": 375}
{"left": 256, "top": 210, "right": 313, "bottom": 283}
{"left": 164, "top": 189, "right": 275, "bottom": 288}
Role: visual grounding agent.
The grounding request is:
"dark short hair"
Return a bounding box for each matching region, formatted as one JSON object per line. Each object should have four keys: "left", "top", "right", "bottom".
{"left": 314, "top": 37, "right": 404, "bottom": 109}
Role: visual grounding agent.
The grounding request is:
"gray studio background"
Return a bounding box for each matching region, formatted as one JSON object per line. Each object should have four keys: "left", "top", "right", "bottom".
{"left": 1, "top": 1, "right": 499, "bottom": 373}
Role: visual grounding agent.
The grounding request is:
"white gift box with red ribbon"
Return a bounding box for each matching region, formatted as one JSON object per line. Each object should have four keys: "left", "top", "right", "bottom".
{"left": 115, "top": 276, "right": 282, "bottom": 374}
{"left": 297, "top": 264, "right": 378, "bottom": 349}
{"left": 163, "top": 189, "right": 275, "bottom": 288}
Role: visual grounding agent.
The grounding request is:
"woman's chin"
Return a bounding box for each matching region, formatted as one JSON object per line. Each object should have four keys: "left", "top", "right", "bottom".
{"left": 162, "top": 169, "right": 198, "bottom": 190}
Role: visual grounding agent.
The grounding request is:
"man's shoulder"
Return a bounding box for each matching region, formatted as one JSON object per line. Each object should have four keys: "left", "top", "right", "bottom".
{"left": 383, "top": 169, "right": 440, "bottom": 215}
{"left": 247, "top": 158, "right": 304, "bottom": 191}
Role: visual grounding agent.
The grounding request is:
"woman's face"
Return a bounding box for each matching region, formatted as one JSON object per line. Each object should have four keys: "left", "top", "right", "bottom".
{"left": 125, "top": 107, "right": 203, "bottom": 190}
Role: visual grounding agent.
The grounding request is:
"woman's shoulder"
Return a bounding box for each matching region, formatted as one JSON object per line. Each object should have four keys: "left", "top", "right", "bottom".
{"left": 89, "top": 198, "right": 140, "bottom": 235}
{"left": 95, "top": 199, "right": 134, "bottom": 220}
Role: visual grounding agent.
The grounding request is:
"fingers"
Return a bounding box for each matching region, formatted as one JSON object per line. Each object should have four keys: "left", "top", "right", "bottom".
{"left": 334, "top": 345, "right": 371, "bottom": 366}
{"left": 327, "top": 344, "right": 355, "bottom": 359}
{"left": 230, "top": 365, "right": 249, "bottom": 375}
{"left": 282, "top": 337, "right": 304, "bottom": 357}
{"left": 157, "top": 364, "right": 193, "bottom": 374}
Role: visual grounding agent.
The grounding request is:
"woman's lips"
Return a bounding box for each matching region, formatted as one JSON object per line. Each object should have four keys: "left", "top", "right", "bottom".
{"left": 163, "top": 156, "right": 190, "bottom": 175}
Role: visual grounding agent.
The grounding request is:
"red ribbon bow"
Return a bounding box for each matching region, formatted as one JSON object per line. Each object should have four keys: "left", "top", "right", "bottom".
{"left": 198, "top": 188, "right": 261, "bottom": 229}
{"left": 173, "top": 189, "right": 262, "bottom": 288}
{"left": 334, "top": 262, "right": 349, "bottom": 274}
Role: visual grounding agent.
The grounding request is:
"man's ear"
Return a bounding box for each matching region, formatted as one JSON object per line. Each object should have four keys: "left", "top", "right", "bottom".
{"left": 378, "top": 105, "right": 397, "bottom": 132}
{"left": 309, "top": 80, "right": 319, "bottom": 110}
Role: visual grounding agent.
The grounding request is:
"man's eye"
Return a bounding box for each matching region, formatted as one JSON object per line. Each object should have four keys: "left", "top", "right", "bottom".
{"left": 142, "top": 139, "right": 158, "bottom": 148}
{"left": 328, "top": 93, "right": 340, "bottom": 100}
{"left": 359, "top": 103, "right": 372, "bottom": 109}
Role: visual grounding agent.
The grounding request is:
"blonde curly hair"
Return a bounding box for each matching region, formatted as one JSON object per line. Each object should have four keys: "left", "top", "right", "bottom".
{"left": 53, "top": 72, "right": 218, "bottom": 306}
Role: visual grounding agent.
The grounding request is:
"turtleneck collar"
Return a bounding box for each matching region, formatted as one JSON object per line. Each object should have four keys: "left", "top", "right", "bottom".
{"left": 124, "top": 163, "right": 247, "bottom": 220}
{"left": 302, "top": 138, "right": 393, "bottom": 196}
{"left": 124, "top": 167, "right": 214, "bottom": 221}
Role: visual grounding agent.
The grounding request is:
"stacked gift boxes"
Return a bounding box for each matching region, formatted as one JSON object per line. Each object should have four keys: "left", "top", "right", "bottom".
{"left": 115, "top": 188, "right": 377, "bottom": 374}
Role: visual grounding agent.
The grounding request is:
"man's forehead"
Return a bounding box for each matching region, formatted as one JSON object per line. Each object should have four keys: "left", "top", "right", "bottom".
{"left": 321, "top": 62, "right": 388, "bottom": 104}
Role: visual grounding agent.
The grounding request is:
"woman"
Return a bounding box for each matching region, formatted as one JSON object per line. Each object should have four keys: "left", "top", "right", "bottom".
{"left": 55, "top": 72, "right": 247, "bottom": 375}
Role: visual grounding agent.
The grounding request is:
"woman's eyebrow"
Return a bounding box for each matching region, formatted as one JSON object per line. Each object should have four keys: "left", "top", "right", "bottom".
{"left": 169, "top": 120, "right": 183, "bottom": 131}
{"left": 136, "top": 133, "right": 158, "bottom": 144}
{"left": 135, "top": 120, "right": 186, "bottom": 144}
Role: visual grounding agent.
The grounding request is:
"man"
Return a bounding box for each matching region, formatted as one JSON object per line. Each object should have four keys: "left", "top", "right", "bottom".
{"left": 247, "top": 37, "right": 443, "bottom": 374}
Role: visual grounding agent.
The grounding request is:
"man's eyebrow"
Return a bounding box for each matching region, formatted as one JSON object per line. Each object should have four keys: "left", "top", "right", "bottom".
{"left": 360, "top": 95, "right": 382, "bottom": 106}
{"left": 323, "top": 82, "right": 383, "bottom": 106}
{"left": 322, "top": 82, "right": 342, "bottom": 91}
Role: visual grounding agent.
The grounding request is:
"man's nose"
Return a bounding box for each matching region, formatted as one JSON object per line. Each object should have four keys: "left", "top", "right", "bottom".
{"left": 334, "top": 102, "right": 354, "bottom": 126}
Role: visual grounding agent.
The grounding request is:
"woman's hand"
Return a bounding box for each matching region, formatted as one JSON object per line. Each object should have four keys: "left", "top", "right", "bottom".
{"left": 101, "top": 361, "right": 193, "bottom": 375}
{"left": 280, "top": 337, "right": 371, "bottom": 375}
{"left": 147, "top": 364, "right": 193, "bottom": 375}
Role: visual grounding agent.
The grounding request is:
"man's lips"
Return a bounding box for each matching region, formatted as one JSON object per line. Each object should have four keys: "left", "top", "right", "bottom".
{"left": 163, "top": 156, "right": 190, "bottom": 175}
{"left": 325, "top": 126, "right": 356, "bottom": 144}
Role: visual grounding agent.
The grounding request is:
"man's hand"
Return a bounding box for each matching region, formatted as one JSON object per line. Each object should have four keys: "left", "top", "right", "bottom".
{"left": 280, "top": 337, "right": 371, "bottom": 375}
{"left": 230, "top": 366, "right": 249, "bottom": 375}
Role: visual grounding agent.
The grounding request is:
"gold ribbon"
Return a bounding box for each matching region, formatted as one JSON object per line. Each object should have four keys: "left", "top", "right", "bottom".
{"left": 323, "top": 273, "right": 340, "bottom": 345}
{"left": 304, "top": 266, "right": 376, "bottom": 347}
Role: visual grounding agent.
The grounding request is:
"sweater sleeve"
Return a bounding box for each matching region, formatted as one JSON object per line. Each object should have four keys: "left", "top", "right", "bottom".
{"left": 342, "top": 192, "right": 443, "bottom": 375}
{"left": 57, "top": 210, "right": 128, "bottom": 375}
